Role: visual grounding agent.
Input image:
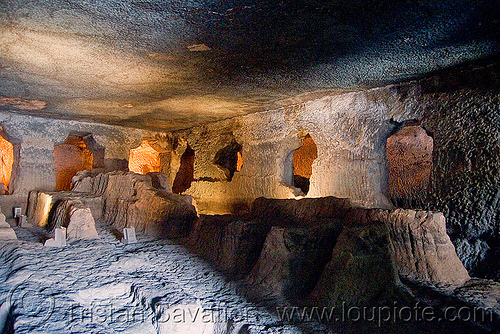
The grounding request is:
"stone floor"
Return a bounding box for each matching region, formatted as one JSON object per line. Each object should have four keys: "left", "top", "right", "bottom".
{"left": 0, "top": 221, "right": 497, "bottom": 334}
{"left": 0, "top": 223, "right": 303, "bottom": 334}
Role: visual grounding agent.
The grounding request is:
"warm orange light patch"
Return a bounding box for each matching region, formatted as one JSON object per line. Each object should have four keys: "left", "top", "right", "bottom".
{"left": 293, "top": 134, "right": 318, "bottom": 179}
{"left": 0, "top": 134, "right": 14, "bottom": 194}
{"left": 236, "top": 151, "right": 243, "bottom": 172}
{"left": 55, "top": 136, "right": 93, "bottom": 191}
{"left": 129, "top": 140, "right": 161, "bottom": 174}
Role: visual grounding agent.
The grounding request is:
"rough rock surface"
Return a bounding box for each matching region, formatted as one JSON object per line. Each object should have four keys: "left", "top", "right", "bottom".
{"left": 165, "top": 62, "right": 500, "bottom": 280}
{"left": 386, "top": 125, "right": 433, "bottom": 209}
{"left": 187, "top": 215, "right": 270, "bottom": 279}
{"left": 182, "top": 197, "right": 471, "bottom": 307}
{"left": 52, "top": 200, "right": 99, "bottom": 240}
{"left": 252, "top": 196, "right": 353, "bottom": 225}
{"left": 72, "top": 170, "right": 197, "bottom": 238}
{"left": 67, "top": 207, "right": 98, "bottom": 240}
{"left": 0, "top": 112, "right": 158, "bottom": 202}
{"left": 419, "top": 81, "right": 500, "bottom": 278}
{"left": 54, "top": 136, "right": 93, "bottom": 191}
{"left": 245, "top": 223, "right": 342, "bottom": 304}
{"left": 377, "top": 209, "right": 470, "bottom": 286}
{"left": 27, "top": 191, "right": 103, "bottom": 229}
{"left": 403, "top": 278, "right": 500, "bottom": 332}
{"left": 0, "top": 224, "right": 300, "bottom": 334}
{"left": 147, "top": 172, "right": 172, "bottom": 193}
{"left": 0, "top": 134, "right": 13, "bottom": 194}
{"left": 252, "top": 197, "right": 469, "bottom": 289}
{"left": 0, "top": 213, "right": 16, "bottom": 240}
{"left": 310, "top": 221, "right": 402, "bottom": 307}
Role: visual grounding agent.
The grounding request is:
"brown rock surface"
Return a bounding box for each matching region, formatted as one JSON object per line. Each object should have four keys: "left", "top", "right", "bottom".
{"left": 245, "top": 223, "right": 343, "bottom": 303}
{"left": 27, "top": 191, "right": 103, "bottom": 229}
{"left": 0, "top": 134, "right": 13, "bottom": 194}
{"left": 310, "top": 221, "right": 402, "bottom": 307}
{"left": 252, "top": 196, "right": 353, "bottom": 226}
{"left": 72, "top": 170, "right": 197, "bottom": 238}
{"left": 386, "top": 125, "right": 433, "bottom": 208}
{"left": 51, "top": 199, "right": 99, "bottom": 240}
{"left": 376, "top": 209, "right": 470, "bottom": 286}
{"left": 54, "top": 135, "right": 93, "bottom": 191}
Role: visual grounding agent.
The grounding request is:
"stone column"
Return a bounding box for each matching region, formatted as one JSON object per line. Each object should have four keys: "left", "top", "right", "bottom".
{"left": 301, "top": 91, "right": 396, "bottom": 209}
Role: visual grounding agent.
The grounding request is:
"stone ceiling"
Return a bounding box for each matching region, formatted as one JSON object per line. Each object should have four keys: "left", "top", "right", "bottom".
{"left": 0, "top": 0, "right": 498, "bottom": 131}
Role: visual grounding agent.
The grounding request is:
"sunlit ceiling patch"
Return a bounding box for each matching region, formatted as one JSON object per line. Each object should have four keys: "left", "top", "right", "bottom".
{"left": 0, "top": 96, "right": 47, "bottom": 110}
{"left": 119, "top": 103, "right": 134, "bottom": 108}
{"left": 0, "top": 27, "right": 191, "bottom": 96}
{"left": 187, "top": 44, "right": 211, "bottom": 52}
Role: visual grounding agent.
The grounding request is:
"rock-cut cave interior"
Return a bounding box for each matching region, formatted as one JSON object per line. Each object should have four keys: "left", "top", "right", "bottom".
{"left": 0, "top": 1, "right": 499, "bottom": 333}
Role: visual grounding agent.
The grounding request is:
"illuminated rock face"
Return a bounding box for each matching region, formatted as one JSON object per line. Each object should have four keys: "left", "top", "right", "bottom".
{"left": 54, "top": 135, "right": 93, "bottom": 191}
{"left": 27, "top": 171, "right": 197, "bottom": 238}
{"left": 0, "top": 134, "right": 13, "bottom": 194}
{"left": 128, "top": 140, "right": 168, "bottom": 174}
{"left": 174, "top": 89, "right": 399, "bottom": 214}
{"left": 292, "top": 134, "right": 317, "bottom": 194}
{"left": 169, "top": 62, "right": 500, "bottom": 278}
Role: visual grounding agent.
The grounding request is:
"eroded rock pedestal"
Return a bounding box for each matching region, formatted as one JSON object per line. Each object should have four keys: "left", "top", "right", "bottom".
{"left": 379, "top": 208, "right": 470, "bottom": 286}
{"left": 188, "top": 197, "right": 474, "bottom": 313}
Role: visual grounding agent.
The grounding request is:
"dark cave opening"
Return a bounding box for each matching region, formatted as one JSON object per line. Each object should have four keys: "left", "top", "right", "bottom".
{"left": 172, "top": 144, "right": 195, "bottom": 194}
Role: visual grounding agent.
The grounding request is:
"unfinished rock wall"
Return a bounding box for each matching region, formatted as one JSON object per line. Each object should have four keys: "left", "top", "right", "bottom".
{"left": 416, "top": 65, "right": 500, "bottom": 278}
{"left": 173, "top": 90, "right": 402, "bottom": 214}
{"left": 72, "top": 170, "right": 198, "bottom": 238}
{"left": 0, "top": 112, "right": 161, "bottom": 217}
{"left": 54, "top": 136, "right": 93, "bottom": 191}
{"left": 387, "top": 125, "right": 433, "bottom": 208}
{"left": 0, "top": 134, "right": 13, "bottom": 194}
{"left": 172, "top": 61, "right": 500, "bottom": 278}
{"left": 27, "top": 170, "right": 197, "bottom": 238}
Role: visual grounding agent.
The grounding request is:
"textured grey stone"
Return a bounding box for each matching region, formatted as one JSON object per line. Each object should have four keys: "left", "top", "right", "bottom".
{"left": 0, "top": 212, "right": 16, "bottom": 240}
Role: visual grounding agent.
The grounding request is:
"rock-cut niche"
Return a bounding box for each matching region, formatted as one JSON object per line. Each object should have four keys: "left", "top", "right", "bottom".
{"left": 54, "top": 134, "right": 104, "bottom": 191}
{"left": 0, "top": 132, "right": 14, "bottom": 194}
{"left": 290, "top": 134, "right": 318, "bottom": 195}
{"left": 129, "top": 139, "right": 170, "bottom": 174}
{"left": 214, "top": 140, "right": 243, "bottom": 182}
{"left": 386, "top": 125, "right": 433, "bottom": 208}
{"left": 172, "top": 144, "right": 195, "bottom": 194}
